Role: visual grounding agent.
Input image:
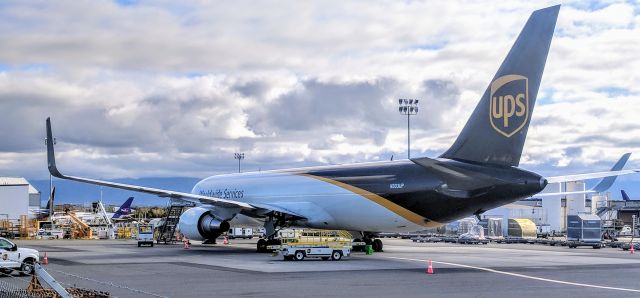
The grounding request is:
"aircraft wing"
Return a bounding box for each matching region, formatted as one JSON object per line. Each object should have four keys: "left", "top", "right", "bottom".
{"left": 546, "top": 152, "right": 634, "bottom": 184}
{"left": 46, "top": 118, "right": 253, "bottom": 210}
{"left": 536, "top": 153, "right": 638, "bottom": 197}
{"left": 546, "top": 170, "right": 638, "bottom": 184}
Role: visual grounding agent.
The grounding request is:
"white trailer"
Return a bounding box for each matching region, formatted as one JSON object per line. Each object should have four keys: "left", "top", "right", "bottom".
{"left": 227, "top": 227, "right": 254, "bottom": 239}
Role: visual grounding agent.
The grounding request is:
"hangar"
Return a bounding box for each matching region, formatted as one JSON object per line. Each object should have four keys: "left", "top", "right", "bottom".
{"left": 0, "top": 177, "right": 41, "bottom": 220}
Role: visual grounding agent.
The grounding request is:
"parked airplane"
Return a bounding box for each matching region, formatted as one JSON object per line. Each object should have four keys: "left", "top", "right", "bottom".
{"left": 30, "top": 187, "right": 55, "bottom": 219}
{"left": 44, "top": 5, "right": 638, "bottom": 252}
{"left": 51, "top": 197, "right": 135, "bottom": 223}
{"left": 621, "top": 190, "right": 637, "bottom": 202}
{"left": 111, "top": 197, "right": 134, "bottom": 219}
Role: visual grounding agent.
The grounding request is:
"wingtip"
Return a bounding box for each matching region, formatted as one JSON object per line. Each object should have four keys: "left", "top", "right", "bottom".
{"left": 45, "top": 117, "right": 63, "bottom": 178}
{"left": 535, "top": 4, "right": 561, "bottom": 13}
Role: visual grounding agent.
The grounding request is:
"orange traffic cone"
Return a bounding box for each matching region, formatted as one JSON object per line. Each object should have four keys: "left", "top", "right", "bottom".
{"left": 42, "top": 252, "right": 48, "bottom": 265}
{"left": 426, "top": 260, "right": 434, "bottom": 274}
{"left": 223, "top": 236, "right": 229, "bottom": 245}
{"left": 631, "top": 243, "right": 635, "bottom": 255}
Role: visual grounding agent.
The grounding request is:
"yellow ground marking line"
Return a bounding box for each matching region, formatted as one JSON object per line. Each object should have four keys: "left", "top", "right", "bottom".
{"left": 384, "top": 256, "right": 640, "bottom": 293}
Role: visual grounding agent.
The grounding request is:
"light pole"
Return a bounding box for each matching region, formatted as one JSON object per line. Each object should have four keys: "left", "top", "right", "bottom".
{"left": 234, "top": 153, "right": 245, "bottom": 173}
{"left": 398, "top": 98, "right": 419, "bottom": 159}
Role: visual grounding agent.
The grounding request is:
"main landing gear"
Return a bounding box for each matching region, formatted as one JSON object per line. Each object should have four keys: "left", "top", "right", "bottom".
{"left": 353, "top": 235, "right": 384, "bottom": 252}
{"left": 256, "top": 213, "right": 286, "bottom": 253}
{"left": 256, "top": 238, "right": 281, "bottom": 253}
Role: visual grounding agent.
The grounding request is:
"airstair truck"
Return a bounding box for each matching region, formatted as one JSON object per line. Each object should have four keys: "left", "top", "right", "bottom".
{"left": 270, "top": 230, "right": 354, "bottom": 261}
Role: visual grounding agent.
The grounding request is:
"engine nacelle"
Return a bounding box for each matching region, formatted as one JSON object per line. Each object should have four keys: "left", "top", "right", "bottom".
{"left": 178, "top": 207, "right": 230, "bottom": 241}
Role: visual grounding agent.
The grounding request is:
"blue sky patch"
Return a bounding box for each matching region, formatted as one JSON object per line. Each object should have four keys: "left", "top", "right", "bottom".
{"left": 114, "top": 0, "right": 139, "bottom": 6}
{"left": 0, "top": 63, "right": 50, "bottom": 72}
{"left": 596, "top": 87, "right": 632, "bottom": 97}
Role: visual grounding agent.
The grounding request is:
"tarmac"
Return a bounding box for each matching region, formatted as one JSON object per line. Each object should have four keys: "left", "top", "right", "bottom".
{"left": 3, "top": 238, "right": 640, "bottom": 297}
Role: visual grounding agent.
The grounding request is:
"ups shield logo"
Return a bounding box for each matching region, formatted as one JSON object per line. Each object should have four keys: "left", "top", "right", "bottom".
{"left": 489, "top": 74, "right": 529, "bottom": 137}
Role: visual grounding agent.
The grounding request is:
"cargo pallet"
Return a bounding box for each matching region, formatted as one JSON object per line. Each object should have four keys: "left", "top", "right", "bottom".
{"left": 456, "top": 238, "right": 489, "bottom": 245}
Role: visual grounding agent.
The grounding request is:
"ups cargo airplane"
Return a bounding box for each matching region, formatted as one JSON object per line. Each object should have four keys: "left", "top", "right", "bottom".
{"left": 45, "top": 5, "right": 638, "bottom": 252}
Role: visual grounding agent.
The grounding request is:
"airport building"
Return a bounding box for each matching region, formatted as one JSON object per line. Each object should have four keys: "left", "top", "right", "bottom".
{"left": 483, "top": 181, "right": 612, "bottom": 235}
{"left": 0, "top": 177, "right": 41, "bottom": 220}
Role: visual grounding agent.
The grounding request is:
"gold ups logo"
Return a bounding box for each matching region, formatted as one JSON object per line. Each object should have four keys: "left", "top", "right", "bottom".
{"left": 489, "top": 74, "right": 529, "bottom": 137}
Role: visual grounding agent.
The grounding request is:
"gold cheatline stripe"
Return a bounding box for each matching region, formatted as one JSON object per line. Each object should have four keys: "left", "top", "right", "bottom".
{"left": 300, "top": 174, "right": 441, "bottom": 228}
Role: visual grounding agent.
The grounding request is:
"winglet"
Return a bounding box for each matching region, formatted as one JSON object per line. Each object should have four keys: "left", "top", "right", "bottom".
{"left": 591, "top": 153, "right": 631, "bottom": 193}
{"left": 46, "top": 117, "right": 64, "bottom": 178}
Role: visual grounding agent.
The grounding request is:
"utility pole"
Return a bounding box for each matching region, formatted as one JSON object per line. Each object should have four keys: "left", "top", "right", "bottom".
{"left": 398, "top": 99, "right": 419, "bottom": 159}
{"left": 234, "top": 153, "right": 245, "bottom": 173}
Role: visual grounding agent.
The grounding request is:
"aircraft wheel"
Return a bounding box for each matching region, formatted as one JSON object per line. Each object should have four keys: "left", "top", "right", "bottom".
{"left": 372, "top": 239, "right": 383, "bottom": 252}
{"left": 257, "top": 239, "right": 267, "bottom": 252}
{"left": 353, "top": 238, "right": 364, "bottom": 252}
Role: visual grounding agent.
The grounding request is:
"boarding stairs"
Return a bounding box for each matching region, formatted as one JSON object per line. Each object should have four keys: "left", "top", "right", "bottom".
{"left": 156, "top": 199, "right": 195, "bottom": 244}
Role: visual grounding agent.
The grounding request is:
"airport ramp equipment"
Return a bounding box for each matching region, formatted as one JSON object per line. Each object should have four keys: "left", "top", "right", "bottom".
{"left": 479, "top": 218, "right": 504, "bottom": 239}
{"left": 567, "top": 214, "right": 602, "bottom": 248}
{"left": 156, "top": 199, "right": 194, "bottom": 244}
{"left": 270, "top": 229, "right": 355, "bottom": 261}
{"left": 507, "top": 218, "right": 537, "bottom": 239}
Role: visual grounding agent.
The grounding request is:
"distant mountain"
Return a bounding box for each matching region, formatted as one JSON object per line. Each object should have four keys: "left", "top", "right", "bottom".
{"left": 30, "top": 177, "right": 201, "bottom": 207}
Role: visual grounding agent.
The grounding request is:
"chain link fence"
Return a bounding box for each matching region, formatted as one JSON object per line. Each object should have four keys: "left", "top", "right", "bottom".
{"left": 1, "top": 264, "right": 169, "bottom": 298}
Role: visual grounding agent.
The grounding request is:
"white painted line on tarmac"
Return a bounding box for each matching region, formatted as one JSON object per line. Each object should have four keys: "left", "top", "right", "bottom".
{"left": 384, "top": 256, "right": 640, "bottom": 293}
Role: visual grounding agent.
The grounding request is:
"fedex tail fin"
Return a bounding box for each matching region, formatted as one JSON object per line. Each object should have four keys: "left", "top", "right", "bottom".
{"left": 622, "top": 190, "right": 631, "bottom": 201}
{"left": 440, "top": 5, "right": 559, "bottom": 167}
{"left": 112, "top": 197, "right": 134, "bottom": 219}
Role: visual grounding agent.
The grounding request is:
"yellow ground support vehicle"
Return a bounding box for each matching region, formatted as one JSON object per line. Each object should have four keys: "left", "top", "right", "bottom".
{"left": 270, "top": 230, "right": 354, "bottom": 261}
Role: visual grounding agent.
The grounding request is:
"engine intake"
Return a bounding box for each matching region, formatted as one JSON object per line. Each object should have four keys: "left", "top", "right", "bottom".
{"left": 178, "top": 207, "right": 230, "bottom": 241}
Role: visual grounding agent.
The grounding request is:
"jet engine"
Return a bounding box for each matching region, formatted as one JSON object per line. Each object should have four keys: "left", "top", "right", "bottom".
{"left": 178, "top": 207, "right": 230, "bottom": 241}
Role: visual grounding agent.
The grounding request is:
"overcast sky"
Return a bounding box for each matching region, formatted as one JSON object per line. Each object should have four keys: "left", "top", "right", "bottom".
{"left": 1, "top": 0, "right": 639, "bottom": 182}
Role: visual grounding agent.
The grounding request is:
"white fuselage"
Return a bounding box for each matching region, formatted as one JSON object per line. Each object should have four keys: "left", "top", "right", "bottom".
{"left": 192, "top": 171, "right": 424, "bottom": 233}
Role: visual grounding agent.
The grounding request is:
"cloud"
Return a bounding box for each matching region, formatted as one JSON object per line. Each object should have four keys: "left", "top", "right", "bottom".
{"left": 0, "top": 1, "right": 638, "bottom": 181}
